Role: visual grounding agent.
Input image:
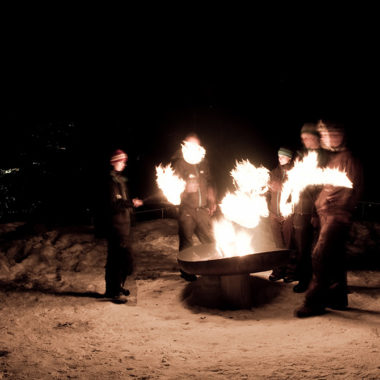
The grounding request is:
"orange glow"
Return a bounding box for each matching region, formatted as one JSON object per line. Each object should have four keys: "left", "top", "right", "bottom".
{"left": 214, "top": 160, "right": 270, "bottom": 257}
{"left": 155, "top": 164, "right": 186, "bottom": 205}
{"left": 280, "top": 151, "right": 353, "bottom": 217}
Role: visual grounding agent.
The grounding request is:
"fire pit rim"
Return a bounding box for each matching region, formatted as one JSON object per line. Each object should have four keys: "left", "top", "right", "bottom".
{"left": 178, "top": 243, "right": 291, "bottom": 276}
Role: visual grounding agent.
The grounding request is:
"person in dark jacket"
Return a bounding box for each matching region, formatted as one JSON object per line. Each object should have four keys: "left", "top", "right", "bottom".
{"left": 286, "top": 123, "right": 329, "bottom": 292}
{"left": 295, "top": 121, "right": 363, "bottom": 317}
{"left": 267, "top": 147, "right": 294, "bottom": 281}
{"left": 172, "top": 133, "right": 217, "bottom": 281}
{"left": 104, "top": 149, "right": 143, "bottom": 302}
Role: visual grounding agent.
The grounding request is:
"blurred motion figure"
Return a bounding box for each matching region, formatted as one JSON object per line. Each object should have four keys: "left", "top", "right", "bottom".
{"left": 172, "top": 133, "right": 217, "bottom": 281}
{"left": 295, "top": 121, "right": 363, "bottom": 317}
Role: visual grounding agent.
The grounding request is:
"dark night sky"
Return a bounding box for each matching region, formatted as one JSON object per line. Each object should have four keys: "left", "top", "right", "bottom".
{"left": 2, "top": 10, "right": 379, "bottom": 221}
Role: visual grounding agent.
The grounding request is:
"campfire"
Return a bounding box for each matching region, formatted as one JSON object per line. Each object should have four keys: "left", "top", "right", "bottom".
{"left": 214, "top": 160, "right": 271, "bottom": 257}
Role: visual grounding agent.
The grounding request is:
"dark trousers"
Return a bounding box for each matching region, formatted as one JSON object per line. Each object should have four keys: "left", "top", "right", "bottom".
{"left": 269, "top": 215, "right": 293, "bottom": 277}
{"left": 269, "top": 215, "right": 293, "bottom": 249}
{"left": 288, "top": 213, "right": 318, "bottom": 283}
{"left": 105, "top": 221, "right": 134, "bottom": 296}
{"left": 305, "top": 215, "right": 350, "bottom": 307}
{"left": 178, "top": 206, "right": 214, "bottom": 251}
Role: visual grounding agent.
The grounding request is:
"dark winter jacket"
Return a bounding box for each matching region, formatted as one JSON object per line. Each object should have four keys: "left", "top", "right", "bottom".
{"left": 172, "top": 149, "right": 215, "bottom": 210}
{"left": 315, "top": 148, "right": 363, "bottom": 222}
{"left": 108, "top": 170, "right": 134, "bottom": 225}
{"left": 294, "top": 148, "right": 329, "bottom": 215}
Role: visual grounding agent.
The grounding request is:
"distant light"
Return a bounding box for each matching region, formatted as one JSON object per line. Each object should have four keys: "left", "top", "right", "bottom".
{"left": 0, "top": 168, "right": 20, "bottom": 175}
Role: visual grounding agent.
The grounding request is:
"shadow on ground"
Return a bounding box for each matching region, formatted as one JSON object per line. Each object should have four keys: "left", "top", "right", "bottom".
{"left": 181, "top": 275, "right": 284, "bottom": 311}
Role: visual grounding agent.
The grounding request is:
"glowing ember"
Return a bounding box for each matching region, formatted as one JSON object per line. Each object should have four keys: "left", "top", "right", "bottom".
{"left": 181, "top": 140, "right": 206, "bottom": 165}
{"left": 280, "top": 151, "right": 353, "bottom": 217}
{"left": 155, "top": 164, "right": 186, "bottom": 205}
{"left": 215, "top": 160, "right": 271, "bottom": 258}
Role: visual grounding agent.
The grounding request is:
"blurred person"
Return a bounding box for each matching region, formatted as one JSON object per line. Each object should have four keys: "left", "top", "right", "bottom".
{"left": 104, "top": 149, "right": 143, "bottom": 303}
{"left": 295, "top": 121, "right": 363, "bottom": 317}
{"left": 267, "top": 147, "right": 294, "bottom": 282}
{"left": 287, "top": 123, "right": 329, "bottom": 292}
{"left": 172, "top": 133, "right": 217, "bottom": 281}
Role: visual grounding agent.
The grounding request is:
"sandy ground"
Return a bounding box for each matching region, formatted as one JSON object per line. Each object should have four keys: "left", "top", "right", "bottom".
{"left": 0, "top": 218, "right": 380, "bottom": 379}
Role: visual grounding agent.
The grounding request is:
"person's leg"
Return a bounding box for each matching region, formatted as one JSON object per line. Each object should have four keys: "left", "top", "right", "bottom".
{"left": 178, "top": 207, "right": 196, "bottom": 251}
{"left": 194, "top": 208, "right": 214, "bottom": 244}
{"left": 291, "top": 214, "right": 314, "bottom": 290}
{"left": 295, "top": 216, "right": 333, "bottom": 317}
{"left": 268, "top": 217, "right": 287, "bottom": 281}
{"left": 105, "top": 221, "right": 133, "bottom": 299}
{"left": 119, "top": 226, "right": 134, "bottom": 295}
{"left": 105, "top": 239, "right": 121, "bottom": 297}
{"left": 326, "top": 222, "right": 351, "bottom": 309}
{"left": 178, "top": 207, "right": 197, "bottom": 281}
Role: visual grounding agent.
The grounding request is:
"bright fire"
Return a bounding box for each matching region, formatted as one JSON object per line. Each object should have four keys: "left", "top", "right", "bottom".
{"left": 219, "top": 160, "right": 269, "bottom": 229}
{"left": 215, "top": 160, "right": 271, "bottom": 257}
{"left": 213, "top": 219, "right": 252, "bottom": 258}
{"left": 280, "top": 151, "right": 353, "bottom": 217}
{"left": 155, "top": 164, "right": 186, "bottom": 205}
{"left": 181, "top": 140, "right": 206, "bottom": 165}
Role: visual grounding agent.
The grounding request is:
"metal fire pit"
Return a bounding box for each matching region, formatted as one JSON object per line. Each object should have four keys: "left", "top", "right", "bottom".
{"left": 178, "top": 243, "right": 290, "bottom": 309}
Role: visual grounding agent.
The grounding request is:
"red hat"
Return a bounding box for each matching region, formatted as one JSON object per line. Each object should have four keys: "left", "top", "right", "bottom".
{"left": 110, "top": 149, "right": 128, "bottom": 163}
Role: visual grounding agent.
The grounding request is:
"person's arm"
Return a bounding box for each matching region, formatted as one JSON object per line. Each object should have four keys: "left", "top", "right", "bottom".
{"left": 109, "top": 179, "right": 135, "bottom": 212}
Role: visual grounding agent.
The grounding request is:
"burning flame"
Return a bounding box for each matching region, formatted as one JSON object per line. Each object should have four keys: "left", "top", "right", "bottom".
{"left": 230, "top": 160, "right": 269, "bottom": 195}
{"left": 219, "top": 160, "right": 270, "bottom": 229}
{"left": 155, "top": 164, "right": 186, "bottom": 205}
{"left": 213, "top": 219, "right": 252, "bottom": 258}
{"left": 215, "top": 160, "right": 271, "bottom": 257}
{"left": 181, "top": 140, "right": 206, "bottom": 165}
{"left": 280, "top": 151, "right": 353, "bottom": 217}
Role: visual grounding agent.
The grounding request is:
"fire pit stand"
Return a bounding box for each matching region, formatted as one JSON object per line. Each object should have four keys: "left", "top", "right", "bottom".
{"left": 178, "top": 243, "right": 290, "bottom": 309}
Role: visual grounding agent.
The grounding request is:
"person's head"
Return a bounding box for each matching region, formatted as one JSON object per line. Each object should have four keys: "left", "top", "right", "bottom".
{"left": 110, "top": 149, "right": 128, "bottom": 172}
{"left": 184, "top": 132, "right": 201, "bottom": 146}
{"left": 277, "top": 147, "right": 293, "bottom": 166}
{"left": 317, "top": 120, "right": 345, "bottom": 151}
{"left": 181, "top": 132, "right": 205, "bottom": 164}
{"left": 300, "top": 122, "right": 320, "bottom": 150}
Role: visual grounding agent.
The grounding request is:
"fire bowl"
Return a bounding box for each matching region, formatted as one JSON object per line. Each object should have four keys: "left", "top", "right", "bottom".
{"left": 178, "top": 244, "right": 290, "bottom": 309}
{"left": 178, "top": 243, "right": 290, "bottom": 276}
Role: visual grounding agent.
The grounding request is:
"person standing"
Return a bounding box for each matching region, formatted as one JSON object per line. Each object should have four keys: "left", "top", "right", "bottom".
{"left": 295, "top": 121, "right": 363, "bottom": 317}
{"left": 172, "top": 133, "right": 217, "bottom": 281}
{"left": 104, "top": 149, "right": 143, "bottom": 302}
{"left": 267, "top": 147, "right": 294, "bottom": 281}
{"left": 287, "top": 123, "right": 329, "bottom": 292}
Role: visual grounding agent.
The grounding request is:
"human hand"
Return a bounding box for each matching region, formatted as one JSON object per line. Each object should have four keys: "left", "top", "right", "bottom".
{"left": 132, "top": 198, "right": 143, "bottom": 207}
{"left": 208, "top": 203, "right": 217, "bottom": 216}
